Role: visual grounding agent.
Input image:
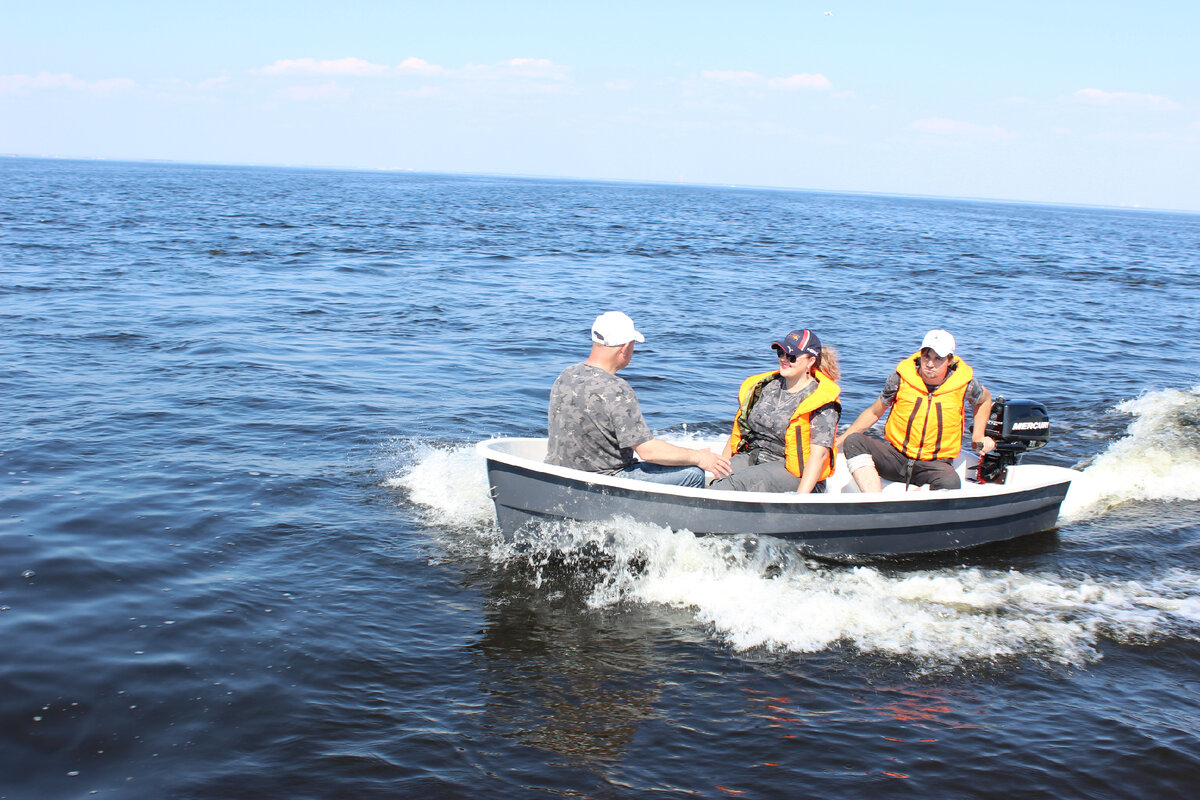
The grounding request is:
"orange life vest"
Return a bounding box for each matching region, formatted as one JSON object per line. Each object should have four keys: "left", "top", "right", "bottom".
{"left": 883, "top": 352, "right": 974, "bottom": 460}
{"left": 729, "top": 370, "right": 842, "bottom": 480}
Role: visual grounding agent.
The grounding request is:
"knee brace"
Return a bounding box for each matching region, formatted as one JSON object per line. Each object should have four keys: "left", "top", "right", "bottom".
{"left": 847, "top": 453, "right": 876, "bottom": 473}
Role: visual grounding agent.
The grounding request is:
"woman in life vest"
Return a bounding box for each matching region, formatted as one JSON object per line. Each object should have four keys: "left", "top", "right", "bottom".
{"left": 710, "top": 329, "right": 842, "bottom": 494}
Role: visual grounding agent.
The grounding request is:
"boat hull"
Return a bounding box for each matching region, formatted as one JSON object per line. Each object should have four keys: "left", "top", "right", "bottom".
{"left": 479, "top": 438, "right": 1076, "bottom": 556}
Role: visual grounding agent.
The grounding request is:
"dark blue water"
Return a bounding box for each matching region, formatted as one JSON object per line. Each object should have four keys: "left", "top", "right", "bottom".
{"left": 3, "top": 157, "right": 1200, "bottom": 799}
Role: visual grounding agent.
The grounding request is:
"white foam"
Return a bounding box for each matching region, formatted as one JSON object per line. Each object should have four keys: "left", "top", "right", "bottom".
{"left": 383, "top": 439, "right": 496, "bottom": 528}
{"left": 573, "top": 523, "right": 1200, "bottom": 666}
{"left": 1060, "top": 385, "right": 1200, "bottom": 520}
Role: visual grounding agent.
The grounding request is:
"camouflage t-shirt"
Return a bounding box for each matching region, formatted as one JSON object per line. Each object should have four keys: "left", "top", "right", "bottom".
{"left": 743, "top": 376, "right": 839, "bottom": 462}
{"left": 546, "top": 362, "right": 653, "bottom": 474}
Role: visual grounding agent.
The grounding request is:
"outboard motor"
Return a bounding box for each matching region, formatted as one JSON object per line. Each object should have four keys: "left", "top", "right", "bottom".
{"left": 976, "top": 397, "right": 1050, "bottom": 484}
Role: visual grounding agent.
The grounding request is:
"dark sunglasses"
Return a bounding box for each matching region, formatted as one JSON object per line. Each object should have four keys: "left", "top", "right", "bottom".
{"left": 774, "top": 349, "right": 805, "bottom": 363}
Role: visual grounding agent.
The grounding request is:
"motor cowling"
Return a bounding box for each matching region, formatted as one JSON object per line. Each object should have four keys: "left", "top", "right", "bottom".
{"left": 976, "top": 398, "right": 1050, "bottom": 484}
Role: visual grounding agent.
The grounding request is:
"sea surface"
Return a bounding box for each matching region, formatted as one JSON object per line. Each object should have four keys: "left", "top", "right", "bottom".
{"left": 3, "top": 157, "right": 1200, "bottom": 799}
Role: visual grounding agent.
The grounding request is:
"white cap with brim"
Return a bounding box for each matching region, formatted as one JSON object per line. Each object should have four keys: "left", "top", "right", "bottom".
{"left": 921, "top": 329, "right": 956, "bottom": 357}
{"left": 592, "top": 311, "right": 645, "bottom": 346}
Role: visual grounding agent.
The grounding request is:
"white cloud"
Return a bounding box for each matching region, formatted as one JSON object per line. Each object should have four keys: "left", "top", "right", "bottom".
{"left": 702, "top": 70, "right": 762, "bottom": 86}
{"left": 0, "top": 72, "right": 73, "bottom": 92}
{"left": 0, "top": 72, "right": 135, "bottom": 97}
{"left": 506, "top": 57, "right": 560, "bottom": 75}
{"left": 260, "top": 57, "right": 389, "bottom": 77}
{"left": 93, "top": 78, "right": 137, "bottom": 95}
{"left": 256, "top": 55, "right": 566, "bottom": 90}
{"left": 283, "top": 82, "right": 352, "bottom": 101}
{"left": 452, "top": 57, "right": 572, "bottom": 95}
{"left": 702, "top": 69, "right": 833, "bottom": 92}
{"left": 768, "top": 73, "right": 833, "bottom": 91}
{"left": 395, "top": 57, "right": 444, "bottom": 76}
{"left": 909, "top": 117, "right": 1012, "bottom": 138}
{"left": 464, "top": 57, "right": 570, "bottom": 82}
{"left": 1072, "top": 88, "right": 1182, "bottom": 110}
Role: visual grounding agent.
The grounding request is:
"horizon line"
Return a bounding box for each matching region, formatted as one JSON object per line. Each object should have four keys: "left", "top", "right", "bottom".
{"left": 4, "top": 152, "right": 1196, "bottom": 216}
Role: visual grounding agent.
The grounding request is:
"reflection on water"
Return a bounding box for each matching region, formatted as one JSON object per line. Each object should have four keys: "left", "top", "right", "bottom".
{"left": 471, "top": 563, "right": 666, "bottom": 765}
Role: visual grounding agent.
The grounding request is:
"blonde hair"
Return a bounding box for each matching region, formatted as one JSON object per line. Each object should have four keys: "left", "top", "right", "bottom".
{"left": 815, "top": 344, "right": 841, "bottom": 382}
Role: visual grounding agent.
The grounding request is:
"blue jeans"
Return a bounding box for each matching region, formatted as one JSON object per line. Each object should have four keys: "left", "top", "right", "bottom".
{"left": 614, "top": 461, "right": 706, "bottom": 488}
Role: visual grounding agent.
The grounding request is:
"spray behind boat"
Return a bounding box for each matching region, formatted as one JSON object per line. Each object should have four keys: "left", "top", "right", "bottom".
{"left": 976, "top": 397, "right": 1051, "bottom": 484}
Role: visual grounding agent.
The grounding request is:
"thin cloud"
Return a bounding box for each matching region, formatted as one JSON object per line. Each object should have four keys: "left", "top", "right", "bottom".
{"left": 283, "top": 82, "right": 352, "bottom": 101}
{"left": 909, "top": 117, "right": 1013, "bottom": 139}
{"left": 702, "top": 69, "right": 833, "bottom": 91}
{"left": 702, "top": 70, "right": 761, "bottom": 87}
{"left": 455, "top": 57, "right": 572, "bottom": 95}
{"left": 768, "top": 73, "right": 833, "bottom": 91}
{"left": 0, "top": 72, "right": 136, "bottom": 97}
{"left": 507, "top": 57, "right": 562, "bottom": 75}
{"left": 1072, "top": 88, "right": 1182, "bottom": 110}
{"left": 260, "top": 57, "right": 389, "bottom": 77}
{"left": 255, "top": 55, "right": 572, "bottom": 101}
{"left": 464, "top": 57, "right": 570, "bottom": 81}
{"left": 395, "top": 57, "right": 444, "bottom": 77}
{"left": 256, "top": 55, "right": 563, "bottom": 86}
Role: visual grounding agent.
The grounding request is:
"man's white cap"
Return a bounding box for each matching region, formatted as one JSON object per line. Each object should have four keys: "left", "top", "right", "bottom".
{"left": 591, "top": 311, "right": 645, "bottom": 346}
{"left": 921, "top": 329, "right": 956, "bottom": 357}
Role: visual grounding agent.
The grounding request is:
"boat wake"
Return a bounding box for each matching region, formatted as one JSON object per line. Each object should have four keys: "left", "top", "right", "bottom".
{"left": 385, "top": 386, "right": 1200, "bottom": 668}
{"left": 1060, "top": 384, "right": 1200, "bottom": 520}
{"left": 510, "top": 520, "right": 1200, "bottom": 668}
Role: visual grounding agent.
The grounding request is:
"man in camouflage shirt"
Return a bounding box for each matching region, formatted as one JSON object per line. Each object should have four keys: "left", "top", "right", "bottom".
{"left": 547, "top": 312, "right": 731, "bottom": 487}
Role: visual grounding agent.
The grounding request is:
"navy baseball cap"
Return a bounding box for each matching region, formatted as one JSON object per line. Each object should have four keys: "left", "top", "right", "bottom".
{"left": 772, "top": 329, "right": 821, "bottom": 358}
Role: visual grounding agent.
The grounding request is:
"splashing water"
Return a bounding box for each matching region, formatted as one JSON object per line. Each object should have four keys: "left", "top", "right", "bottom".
{"left": 567, "top": 521, "right": 1200, "bottom": 666}
{"left": 1061, "top": 385, "right": 1200, "bottom": 519}
{"left": 392, "top": 421, "right": 1200, "bottom": 668}
{"left": 384, "top": 439, "right": 495, "bottom": 528}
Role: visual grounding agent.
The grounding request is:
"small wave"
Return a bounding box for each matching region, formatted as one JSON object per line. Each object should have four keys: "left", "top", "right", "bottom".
{"left": 1061, "top": 385, "right": 1200, "bottom": 520}
{"left": 3, "top": 284, "right": 55, "bottom": 293}
{"left": 395, "top": 438, "right": 1200, "bottom": 669}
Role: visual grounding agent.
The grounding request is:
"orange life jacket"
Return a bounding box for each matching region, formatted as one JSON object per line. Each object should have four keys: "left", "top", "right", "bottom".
{"left": 729, "top": 370, "right": 842, "bottom": 480}
{"left": 883, "top": 352, "right": 974, "bottom": 460}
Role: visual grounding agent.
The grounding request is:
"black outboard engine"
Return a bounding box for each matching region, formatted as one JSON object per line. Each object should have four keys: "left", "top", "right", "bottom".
{"left": 976, "top": 397, "right": 1051, "bottom": 484}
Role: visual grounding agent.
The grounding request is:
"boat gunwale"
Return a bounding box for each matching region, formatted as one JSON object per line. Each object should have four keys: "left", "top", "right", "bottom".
{"left": 476, "top": 437, "right": 1077, "bottom": 507}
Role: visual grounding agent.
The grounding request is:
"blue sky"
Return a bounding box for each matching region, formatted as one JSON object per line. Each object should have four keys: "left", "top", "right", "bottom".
{"left": 3, "top": 1, "right": 1197, "bottom": 210}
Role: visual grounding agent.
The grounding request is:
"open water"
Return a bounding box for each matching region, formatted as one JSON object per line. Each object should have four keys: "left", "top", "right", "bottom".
{"left": 3, "top": 157, "right": 1200, "bottom": 799}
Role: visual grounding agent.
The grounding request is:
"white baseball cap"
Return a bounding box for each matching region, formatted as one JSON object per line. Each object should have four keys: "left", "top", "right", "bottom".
{"left": 921, "top": 329, "right": 956, "bottom": 357}
{"left": 591, "top": 311, "right": 645, "bottom": 346}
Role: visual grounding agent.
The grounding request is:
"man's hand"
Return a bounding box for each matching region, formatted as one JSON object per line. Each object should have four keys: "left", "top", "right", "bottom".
{"left": 972, "top": 436, "right": 996, "bottom": 454}
{"left": 695, "top": 449, "right": 732, "bottom": 479}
